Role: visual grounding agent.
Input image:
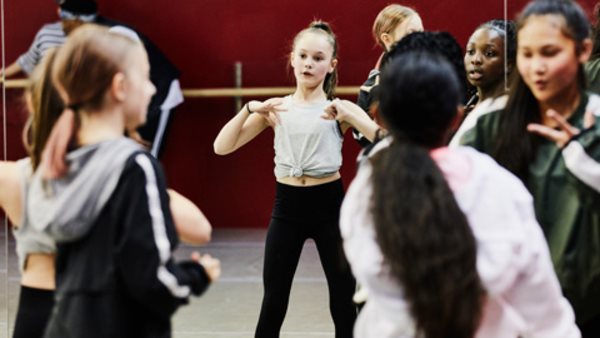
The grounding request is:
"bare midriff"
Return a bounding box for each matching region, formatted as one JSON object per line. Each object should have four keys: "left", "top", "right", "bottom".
{"left": 21, "top": 253, "right": 55, "bottom": 290}
{"left": 276, "top": 171, "right": 341, "bottom": 187}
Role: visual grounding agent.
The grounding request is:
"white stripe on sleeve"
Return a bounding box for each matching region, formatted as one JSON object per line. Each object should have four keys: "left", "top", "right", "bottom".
{"left": 135, "top": 154, "right": 191, "bottom": 298}
{"left": 562, "top": 141, "right": 600, "bottom": 193}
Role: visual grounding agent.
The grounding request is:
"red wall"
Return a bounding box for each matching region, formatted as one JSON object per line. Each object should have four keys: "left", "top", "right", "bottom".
{"left": 2, "top": 0, "right": 597, "bottom": 228}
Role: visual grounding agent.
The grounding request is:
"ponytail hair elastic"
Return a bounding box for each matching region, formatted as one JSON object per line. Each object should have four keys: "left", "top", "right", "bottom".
{"left": 66, "top": 103, "right": 81, "bottom": 111}
{"left": 310, "top": 21, "right": 333, "bottom": 34}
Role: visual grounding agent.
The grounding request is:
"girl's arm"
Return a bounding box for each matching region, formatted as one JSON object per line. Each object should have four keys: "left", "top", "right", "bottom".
{"left": 116, "top": 153, "right": 220, "bottom": 319}
{"left": 168, "top": 189, "right": 212, "bottom": 245}
{"left": 0, "top": 161, "right": 23, "bottom": 225}
{"left": 213, "top": 98, "right": 286, "bottom": 155}
{"left": 322, "top": 99, "right": 382, "bottom": 142}
{"left": 0, "top": 61, "right": 24, "bottom": 79}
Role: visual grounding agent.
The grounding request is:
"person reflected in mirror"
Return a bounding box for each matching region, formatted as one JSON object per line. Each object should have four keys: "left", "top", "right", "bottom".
{"left": 449, "top": 19, "right": 516, "bottom": 146}
{"left": 353, "top": 4, "right": 424, "bottom": 147}
{"left": 461, "top": 1, "right": 600, "bottom": 335}
{"left": 1, "top": 0, "right": 182, "bottom": 158}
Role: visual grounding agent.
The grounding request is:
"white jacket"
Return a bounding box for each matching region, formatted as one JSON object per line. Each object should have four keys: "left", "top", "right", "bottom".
{"left": 340, "top": 143, "right": 580, "bottom": 338}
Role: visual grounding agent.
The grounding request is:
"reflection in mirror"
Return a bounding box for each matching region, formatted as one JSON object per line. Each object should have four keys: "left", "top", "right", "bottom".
{"left": 0, "top": 0, "right": 550, "bottom": 336}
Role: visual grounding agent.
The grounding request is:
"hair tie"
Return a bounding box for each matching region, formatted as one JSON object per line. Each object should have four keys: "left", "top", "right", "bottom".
{"left": 67, "top": 103, "right": 81, "bottom": 111}
{"left": 311, "top": 22, "right": 330, "bottom": 33}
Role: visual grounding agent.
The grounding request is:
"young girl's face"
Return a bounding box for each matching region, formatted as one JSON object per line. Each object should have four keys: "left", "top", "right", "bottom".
{"left": 383, "top": 14, "right": 423, "bottom": 51}
{"left": 122, "top": 45, "right": 156, "bottom": 130}
{"left": 517, "top": 14, "right": 589, "bottom": 105}
{"left": 290, "top": 32, "right": 337, "bottom": 91}
{"left": 464, "top": 27, "right": 505, "bottom": 92}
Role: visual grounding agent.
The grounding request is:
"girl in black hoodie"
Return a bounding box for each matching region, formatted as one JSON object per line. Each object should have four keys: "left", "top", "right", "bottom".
{"left": 27, "top": 24, "right": 220, "bottom": 338}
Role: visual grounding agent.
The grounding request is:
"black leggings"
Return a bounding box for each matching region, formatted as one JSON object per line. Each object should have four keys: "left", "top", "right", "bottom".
{"left": 13, "top": 285, "right": 54, "bottom": 338}
{"left": 255, "top": 180, "right": 356, "bottom": 338}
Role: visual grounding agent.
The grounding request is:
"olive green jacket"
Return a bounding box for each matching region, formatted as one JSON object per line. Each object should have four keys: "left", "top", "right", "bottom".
{"left": 585, "top": 59, "right": 600, "bottom": 95}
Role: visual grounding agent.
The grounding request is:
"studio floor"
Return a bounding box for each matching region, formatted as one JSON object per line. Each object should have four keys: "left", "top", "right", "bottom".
{"left": 0, "top": 227, "right": 337, "bottom": 338}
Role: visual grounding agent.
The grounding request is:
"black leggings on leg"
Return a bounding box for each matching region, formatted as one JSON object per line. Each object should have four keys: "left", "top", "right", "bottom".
{"left": 255, "top": 180, "right": 356, "bottom": 338}
{"left": 13, "top": 285, "right": 53, "bottom": 338}
{"left": 313, "top": 219, "right": 356, "bottom": 338}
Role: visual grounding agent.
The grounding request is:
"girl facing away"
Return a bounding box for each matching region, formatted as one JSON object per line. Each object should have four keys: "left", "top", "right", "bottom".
{"left": 461, "top": 1, "right": 600, "bottom": 335}
{"left": 353, "top": 4, "right": 423, "bottom": 147}
{"left": 0, "top": 48, "right": 62, "bottom": 338}
{"left": 450, "top": 19, "right": 516, "bottom": 146}
{"left": 0, "top": 32, "right": 212, "bottom": 337}
{"left": 341, "top": 51, "right": 579, "bottom": 338}
{"left": 214, "top": 20, "right": 379, "bottom": 338}
{"left": 25, "top": 24, "right": 220, "bottom": 338}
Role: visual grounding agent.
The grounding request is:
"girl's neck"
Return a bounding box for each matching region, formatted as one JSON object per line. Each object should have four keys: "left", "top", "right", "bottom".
{"left": 477, "top": 81, "right": 505, "bottom": 103}
{"left": 77, "top": 108, "right": 125, "bottom": 145}
{"left": 539, "top": 84, "right": 581, "bottom": 125}
{"left": 293, "top": 86, "right": 328, "bottom": 103}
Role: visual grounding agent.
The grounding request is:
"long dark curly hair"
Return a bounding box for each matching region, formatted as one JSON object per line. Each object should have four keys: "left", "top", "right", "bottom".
{"left": 372, "top": 51, "right": 485, "bottom": 338}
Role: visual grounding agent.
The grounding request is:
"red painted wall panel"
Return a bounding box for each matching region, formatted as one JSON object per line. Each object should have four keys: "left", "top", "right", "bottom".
{"left": 2, "top": 0, "right": 597, "bottom": 228}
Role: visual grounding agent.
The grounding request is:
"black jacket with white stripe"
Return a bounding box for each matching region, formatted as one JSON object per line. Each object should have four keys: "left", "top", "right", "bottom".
{"left": 42, "top": 149, "right": 210, "bottom": 338}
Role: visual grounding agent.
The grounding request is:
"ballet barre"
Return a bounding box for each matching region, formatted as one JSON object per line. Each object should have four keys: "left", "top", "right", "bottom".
{"left": 1, "top": 79, "right": 360, "bottom": 97}
{"left": 1, "top": 78, "right": 28, "bottom": 89}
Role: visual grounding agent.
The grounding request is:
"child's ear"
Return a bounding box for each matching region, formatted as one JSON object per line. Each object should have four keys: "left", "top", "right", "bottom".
{"left": 111, "top": 73, "right": 127, "bottom": 102}
{"left": 330, "top": 58, "right": 338, "bottom": 73}
{"left": 380, "top": 33, "right": 392, "bottom": 48}
{"left": 579, "top": 38, "right": 593, "bottom": 63}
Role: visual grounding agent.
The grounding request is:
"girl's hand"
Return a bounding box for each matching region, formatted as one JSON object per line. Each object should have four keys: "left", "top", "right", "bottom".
{"left": 323, "top": 99, "right": 382, "bottom": 140}
{"left": 191, "top": 252, "right": 221, "bottom": 282}
{"left": 527, "top": 109, "right": 595, "bottom": 148}
{"left": 322, "top": 99, "right": 362, "bottom": 123}
{"left": 248, "top": 98, "right": 287, "bottom": 127}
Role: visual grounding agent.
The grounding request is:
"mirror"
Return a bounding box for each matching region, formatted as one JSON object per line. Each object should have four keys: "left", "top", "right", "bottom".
{"left": 0, "top": 0, "right": 529, "bottom": 336}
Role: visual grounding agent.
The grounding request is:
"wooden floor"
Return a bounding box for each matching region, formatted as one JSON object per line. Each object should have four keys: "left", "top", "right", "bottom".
{"left": 0, "top": 227, "right": 337, "bottom": 338}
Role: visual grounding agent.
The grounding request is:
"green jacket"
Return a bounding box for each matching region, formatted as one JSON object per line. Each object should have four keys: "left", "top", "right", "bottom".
{"left": 461, "top": 92, "right": 600, "bottom": 323}
{"left": 585, "top": 59, "right": 600, "bottom": 95}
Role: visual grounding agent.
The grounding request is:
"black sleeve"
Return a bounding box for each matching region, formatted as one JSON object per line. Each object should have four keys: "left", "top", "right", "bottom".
{"left": 353, "top": 74, "right": 379, "bottom": 148}
{"left": 95, "top": 16, "right": 179, "bottom": 111}
{"left": 114, "top": 152, "right": 210, "bottom": 319}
